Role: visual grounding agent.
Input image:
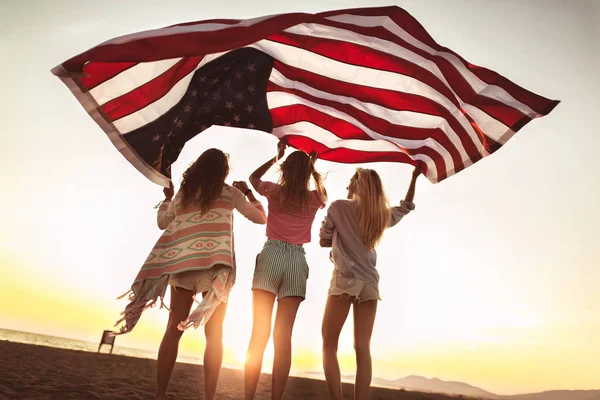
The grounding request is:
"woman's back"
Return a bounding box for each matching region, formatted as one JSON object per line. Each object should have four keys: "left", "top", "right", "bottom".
{"left": 321, "top": 199, "right": 414, "bottom": 284}
{"left": 146, "top": 185, "right": 265, "bottom": 280}
{"left": 160, "top": 184, "right": 266, "bottom": 226}
{"left": 257, "top": 181, "right": 325, "bottom": 245}
{"left": 116, "top": 147, "right": 267, "bottom": 338}
{"left": 173, "top": 185, "right": 235, "bottom": 215}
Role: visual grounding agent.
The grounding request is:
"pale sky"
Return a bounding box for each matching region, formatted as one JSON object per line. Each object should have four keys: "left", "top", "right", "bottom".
{"left": 0, "top": 0, "right": 599, "bottom": 395}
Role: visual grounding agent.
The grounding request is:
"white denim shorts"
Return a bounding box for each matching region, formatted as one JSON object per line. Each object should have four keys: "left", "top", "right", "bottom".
{"left": 169, "top": 268, "right": 220, "bottom": 294}
{"left": 328, "top": 269, "right": 381, "bottom": 302}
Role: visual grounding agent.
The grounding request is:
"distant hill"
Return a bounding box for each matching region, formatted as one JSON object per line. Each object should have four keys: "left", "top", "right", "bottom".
{"left": 303, "top": 371, "right": 600, "bottom": 400}
{"left": 372, "top": 375, "right": 498, "bottom": 399}
{"left": 501, "top": 391, "right": 600, "bottom": 400}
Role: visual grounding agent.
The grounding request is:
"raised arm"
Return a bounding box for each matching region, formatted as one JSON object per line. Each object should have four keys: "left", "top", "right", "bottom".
{"left": 319, "top": 203, "right": 336, "bottom": 247}
{"left": 249, "top": 141, "right": 286, "bottom": 191}
{"left": 403, "top": 165, "right": 421, "bottom": 204}
{"left": 390, "top": 165, "right": 420, "bottom": 227}
{"left": 310, "top": 151, "right": 328, "bottom": 206}
{"left": 231, "top": 181, "right": 267, "bottom": 224}
{"left": 157, "top": 181, "right": 176, "bottom": 230}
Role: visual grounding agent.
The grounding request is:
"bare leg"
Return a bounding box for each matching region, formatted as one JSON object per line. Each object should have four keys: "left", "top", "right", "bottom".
{"left": 244, "top": 290, "right": 276, "bottom": 400}
{"left": 271, "top": 296, "right": 303, "bottom": 400}
{"left": 203, "top": 297, "right": 228, "bottom": 400}
{"left": 156, "top": 286, "right": 194, "bottom": 400}
{"left": 321, "top": 295, "right": 352, "bottom": 400}
{"left": 352, "top": 300, "right": 377, "bottom": 400}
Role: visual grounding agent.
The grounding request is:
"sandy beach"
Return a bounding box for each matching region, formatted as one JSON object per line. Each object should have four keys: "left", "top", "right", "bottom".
{"left": 0, "top": 340, "right": 478, "bottom": 400}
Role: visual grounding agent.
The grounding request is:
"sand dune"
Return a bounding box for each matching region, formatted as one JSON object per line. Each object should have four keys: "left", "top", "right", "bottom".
{"left": 0, "top": 340, "right": 480, "bottom": 400}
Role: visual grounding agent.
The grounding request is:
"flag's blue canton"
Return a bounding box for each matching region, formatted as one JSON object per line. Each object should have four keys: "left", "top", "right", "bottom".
{"left": 124, "top": 48, "right": 274, "bottom": 177}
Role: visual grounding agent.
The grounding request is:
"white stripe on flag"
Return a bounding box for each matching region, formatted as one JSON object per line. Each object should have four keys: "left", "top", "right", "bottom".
{"left": 462, "top": 104, "right": 514, "bottom": 144}
{"left": 115, "top": 52, "right": 228, "bottom": 133}
{"left": 271, "top": 120, "right": 438, "bottom": 181}
{"left": 249, "top": 39, "right": 487, "bottom": 155}
{"left": 326, "top": 14, "right": 538, "bottom": 117}
{"left": 90, "top": 58, "right": 182, "bottom": 106}
{"left": 269, "top": 67, "right": 472, "bottom": 165}
{"left": 286, "top": 22, "right": 508, "bottom": 145}
{"left": 267, "top": 90, "right": 452, "bottom": 174}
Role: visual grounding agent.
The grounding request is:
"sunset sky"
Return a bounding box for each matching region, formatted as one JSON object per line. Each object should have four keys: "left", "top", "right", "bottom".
{"left": 1, "top": 0, "right": 599, "bottom": 396}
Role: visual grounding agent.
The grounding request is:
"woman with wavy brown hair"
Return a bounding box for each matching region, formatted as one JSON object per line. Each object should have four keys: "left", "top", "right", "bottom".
{"left": 319, "top": 165, "right": 421, "bottom": 400}
{"left": 244, "top": 141, "right": 327, "bottom": 400}
{"left": 115, "top": 148, "right": 267, "bottom": 400}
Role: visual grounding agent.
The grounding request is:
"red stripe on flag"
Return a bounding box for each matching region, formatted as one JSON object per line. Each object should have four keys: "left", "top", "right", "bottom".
{"left": 317, "top": 6, "right": 441, "bottom": 57}
{"left": 268, "top": 81, "right": 469, "bottom": 172}
{"left": 283, "top": 135, "right": 429, "bottom": 176}
{"left": 268, "top": 32, "right": 459, "bottom": 108}
{"left": 164, "top": 19, "right": 242, "bottom": 28}
{"left": 270, "top": 104, "right": 448, "bottom": 179}
{"left": 61, "top": 14, "right": 313, "bottom": 70}
{"left": 81, "top": 61, "right": 138, "bottom": 90}
{"left": 270, "top": 62, "right": 486, "bottom": 162}
{"left": 321, "top": 8, "right": 558, "bottom": 115}
{"left": 314, "top": 20, "right": 532, "bottom": 128}
{"left": 102, "top": 56, "right": 202, "bottom": 121}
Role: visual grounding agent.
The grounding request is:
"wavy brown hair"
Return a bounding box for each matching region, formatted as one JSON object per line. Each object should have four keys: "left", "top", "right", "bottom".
{"left": 275, "top": 150, "right": 326, "bottom": 209}
{"left": 179, "top": 148, "right": 230, "bottom": 213}
{"left": 351, "top": 168, "right": 391, "bottom": 249}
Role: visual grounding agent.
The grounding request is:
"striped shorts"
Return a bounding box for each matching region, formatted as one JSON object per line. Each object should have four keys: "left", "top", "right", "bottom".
{"left": 252, "top": 239, "right": 309, "bottom": 300}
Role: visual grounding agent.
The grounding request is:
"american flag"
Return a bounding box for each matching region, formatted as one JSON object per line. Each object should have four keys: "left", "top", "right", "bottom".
{"left": 52, "top": 6, "right": 559, "bottom": 185}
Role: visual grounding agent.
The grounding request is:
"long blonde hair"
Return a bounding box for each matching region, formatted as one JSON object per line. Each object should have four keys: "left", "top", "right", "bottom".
{"left": 275, "top": 150, "right": 327, "bottom": 209}
{"left": 351, "top": 168, "right": 391, "bottom": 249}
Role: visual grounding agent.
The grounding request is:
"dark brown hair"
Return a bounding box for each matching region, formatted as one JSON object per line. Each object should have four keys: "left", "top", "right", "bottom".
{"left": 180, "top": 148, "right": 230, "bottom": 213}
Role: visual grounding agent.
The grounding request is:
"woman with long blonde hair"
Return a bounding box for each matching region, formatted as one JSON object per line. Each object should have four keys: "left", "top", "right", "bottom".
{"left": 319, "top": 165, "right": 421, "bottom": 400}
{"left": 244, "top": 141, "right": 327, "bottom": 400}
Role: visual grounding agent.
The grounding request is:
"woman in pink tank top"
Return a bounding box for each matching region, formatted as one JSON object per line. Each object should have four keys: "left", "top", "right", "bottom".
{"left": 244, "top": 141, "right": 327, "bottom": 400}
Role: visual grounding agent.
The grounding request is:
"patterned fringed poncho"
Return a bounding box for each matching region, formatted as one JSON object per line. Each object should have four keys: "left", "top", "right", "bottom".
{"left": 115, "top": 185, "right": 266, "bottom": 334}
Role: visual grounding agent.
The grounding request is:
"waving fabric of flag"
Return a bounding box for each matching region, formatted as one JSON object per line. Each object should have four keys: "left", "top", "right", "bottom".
{"left": 51, "top": 6, "right": 559, "bottom": 185}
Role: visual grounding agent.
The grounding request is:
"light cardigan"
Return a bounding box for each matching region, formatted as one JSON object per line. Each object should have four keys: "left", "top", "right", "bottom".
{"left": 115, "top": 185, "right": 266, "bottom": 334}
{"left": 319, "top": 200, "right": 415, "bottom": 285}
